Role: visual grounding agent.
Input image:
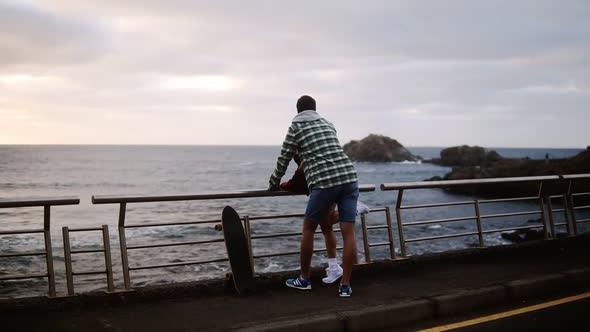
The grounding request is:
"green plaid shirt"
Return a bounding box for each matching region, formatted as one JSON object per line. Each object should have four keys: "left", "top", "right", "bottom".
{"left": 269, "top": 111, "right": 357, "bottom": 190}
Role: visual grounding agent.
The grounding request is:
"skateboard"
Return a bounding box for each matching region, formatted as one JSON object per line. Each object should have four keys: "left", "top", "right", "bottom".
{"left": 221, "top": 206, "right": 256, "bottom": 295}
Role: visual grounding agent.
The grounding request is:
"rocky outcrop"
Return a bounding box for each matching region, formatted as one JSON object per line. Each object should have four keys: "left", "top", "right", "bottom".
{"left": 425, "top": 148, "right": 590, "bottom": 199}
{"left": 427, "top": 145, "right": 503, "bottom": 167}
{"left": 343, "top": 134, "right": 418, "bottom": 162}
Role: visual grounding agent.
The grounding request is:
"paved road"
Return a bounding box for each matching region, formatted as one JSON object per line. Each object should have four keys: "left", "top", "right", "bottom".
{"left": 398, "top": 294, "right": 590, "bottom": 332}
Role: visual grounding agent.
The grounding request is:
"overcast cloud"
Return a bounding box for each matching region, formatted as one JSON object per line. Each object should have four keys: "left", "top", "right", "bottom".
{"left": 0, "top": 0, "right": 588, "bottom": 147}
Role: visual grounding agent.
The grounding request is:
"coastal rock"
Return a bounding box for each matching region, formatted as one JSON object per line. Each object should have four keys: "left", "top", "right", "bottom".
{"left": 429, "top": 145, "right": 503, "bottom": 167}
{"left": 425, "top": 148, "right": 590, "bottom": 200}
{"left": 501, "top": 229, "right": 545, "bottom": 243}
{"left": 343, "top": 134, "right": 418, "bottom": 162}
{"left": 501, "top": 228, "right": 568, "bottom": 243}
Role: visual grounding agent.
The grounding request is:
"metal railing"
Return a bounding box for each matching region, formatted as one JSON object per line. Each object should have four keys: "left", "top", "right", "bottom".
{"left": 2, "top": 174, "right": 589, "bottom": 298}
{"left": 62, "top": 225, "right": 115, "bottom": 296}
{"left": 0, "top": 196, "right": 80, "bottom": 297}
{"left": 92, "top": 185, "right": 376, "bottom": 290}
{"left": 381, "top": 174, "right": 590, "bottom": 257}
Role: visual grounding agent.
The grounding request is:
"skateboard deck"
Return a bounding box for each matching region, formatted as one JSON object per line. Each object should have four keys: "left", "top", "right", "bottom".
{"left": 221, "top": 206, "right": 255, "bottom": 294}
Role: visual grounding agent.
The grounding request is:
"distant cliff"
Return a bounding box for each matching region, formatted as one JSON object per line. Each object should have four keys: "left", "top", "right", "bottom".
{"left": 426, "top": 145, "right": 503, "bottom": 167}
{"left": 425, "top": 146, "right": 590, "bottom": 199}
{"left": 343, "top": 134, "right": 418, "bottom": 162}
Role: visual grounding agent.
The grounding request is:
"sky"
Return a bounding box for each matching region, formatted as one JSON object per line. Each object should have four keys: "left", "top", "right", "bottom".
{"left": 0, "top": 0, "right": 589, "bottom": 148}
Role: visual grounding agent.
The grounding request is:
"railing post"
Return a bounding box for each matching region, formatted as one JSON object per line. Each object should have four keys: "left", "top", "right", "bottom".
{"left": 561, "top": 194, "right": 571, "bottom": 236}
{"left": 545, "top": 195, "right": 556, "bottom": 238}
{"left": 118, "top": 203, "right": 131, "bottom": 290}
{"left": 567, "top": 180, "right": 578, "bottom": 235}
{"left": 360, "top": 214, "right": 370, "bottom": 263}
{"left": 243, "top": 215, "right": 255, "bottom": 275}
{"left": 395, "top": 189, "right": 407, "bottom": 257}
{"left": 102, "top": 225, "right": 115, "bottom": 292}
{"left": 474, "top": 200, "right": 484, "bottom": 247}
{"left": 62, "top": 226, "right": 75, "bottom": 296}
{"left": 538, "top": 182, "right": 549, "bottom": 240}
{"left": 384, "top": 207, "right": 397, "bottom": 260}
{"left": 43, "top": 205, "right": 56, "bottom": 298}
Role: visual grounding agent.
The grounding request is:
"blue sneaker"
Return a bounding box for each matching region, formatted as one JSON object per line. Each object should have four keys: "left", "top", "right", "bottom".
{"left": 285, "top": 276, "right": 312, "bottom": 290}
{"left": 339, "top": 284, "right": 352, "bottom": 297}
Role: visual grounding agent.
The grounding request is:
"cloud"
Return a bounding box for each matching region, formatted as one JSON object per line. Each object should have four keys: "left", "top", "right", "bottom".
{"left": 506, "top": 83, "right": 588, "bottom": 94}
{"left": 0, "top": 0, "right": 588, "bottom": 147}
{"left": 0, "top": 1, "right": 108, "bottom": 69}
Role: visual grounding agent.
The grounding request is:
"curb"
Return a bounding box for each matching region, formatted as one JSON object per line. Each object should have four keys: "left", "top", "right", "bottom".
{"left": 233, "top": 267, "right": 590, "bottom": 332}
{"left": 432, "top": 285, "right": 508, "bottom": 316}
{"left": 505, "top": 274, "right": 569, "bottom": 300}
{"left": 561, "top": 267, "right": 590, "bottom": 288}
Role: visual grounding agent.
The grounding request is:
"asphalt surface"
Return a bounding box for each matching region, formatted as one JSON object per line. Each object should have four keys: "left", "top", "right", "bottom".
{"left": 397, "top": 295, "right": 590, "bottom": 331}
{"left": 1, "top": 237, "right": 589, "bottom": 331}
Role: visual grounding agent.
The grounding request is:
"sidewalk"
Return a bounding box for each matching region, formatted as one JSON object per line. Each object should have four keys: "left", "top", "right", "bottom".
{"left": 1, "top": 235, "right": 589, "bottom": 331}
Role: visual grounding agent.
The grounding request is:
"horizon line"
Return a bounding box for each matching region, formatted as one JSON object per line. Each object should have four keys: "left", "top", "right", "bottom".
{"left": 0, "top": 143, "right": 585, "bottom": 150}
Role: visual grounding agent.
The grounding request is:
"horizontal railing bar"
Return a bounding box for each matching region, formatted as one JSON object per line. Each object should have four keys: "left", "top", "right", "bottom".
{"left": 0, "top": 229, "right": 44, "bottom": 235}
{"left": 576, "top": 219, "right": 590, "bottom": 224}
{"left": 552, "top": 209, "right": 566, "bottom": 212}
{"left": 573, "top": 205, "right": 590, "bottom": 210}
{"left": 92, "top": 185, "right": 376, "bottom": 204}
{"left": 0, "top": 251, "right": 46, "bottom": 258}
{"left": 253, "top": 246, "right": 344, "bottom": 259}
{"left": 572, "top": 192, "right": 590, "bottom": 197}
{"left": 480, "top": 211, "right": 541, "bottom": 219}
{"left": 126, "top": 219, "right": 222, "bottom": 228}
{"left": 406, "top": 232, "right": 479, "bottom": 243}
{"left": 368, "top": 242, "right": 390, "bottom": 247}
{"left": 73, "top": 270, "right": 107, "bottom": 276}
{"left": 554, "top": 223, "right": 568, "bottom": 227}
{"left": 70, "top": 248, "right": 105, "bottom": 254}
{"left": 248, "top": 213, "right": 305, "bottom": 221}
{"left": 245, "top": 208, "right": 384, "bottom": 221}
{"left": 0, "top": 196, "right": 79, "bottom": 208}
{"left": 129, "top": 257, "right": 229, "bottom": 270}
{"left": 250, "top": 231, "right": 301, "bottom": 239}
{"left": 381, "top": 175, "right": 582, "bottom": 191}
{"left": 401, "top": 201, "right": 475, "bottom": 209}
{"left": 366, "top": 225, "right": 389, "bottom": 230}
{"left": 563, "top": 174, "right": 590, "bottom": 180}
{"left": 68, "top": 227, "right": 103, "bottom": 232}
{"left": 482, "top": 225, "right": 543, "bottom": 234}
{"left": 548, "top": 195, "right": 567, "bottom": 199}
{"left": 251, "top": 229, "right": 342, "bottom": 240}
{"left": 0, "top": 273, "right": 47, "bottom": 281}
{"left": 253, "top": 251, "right": 299, "bottom": 259}
{"left": 127, "top": 238, "right": 225, "bottom": 250}
{"left": 404, "top": 216, "right": 477, "bottom": 226}
{"left": 478, "top": 196, "right": 539, "bottom": 203}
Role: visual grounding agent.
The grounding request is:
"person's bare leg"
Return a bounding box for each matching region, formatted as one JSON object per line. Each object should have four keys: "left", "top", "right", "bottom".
{"left": 300, "top": 218, "right": 318, "bottom": 279}
{"left": 339, "top": 221, "right": 356, "bottom": 285}
{"left": 320, "top": 221, "right": 337, "bottom": 259}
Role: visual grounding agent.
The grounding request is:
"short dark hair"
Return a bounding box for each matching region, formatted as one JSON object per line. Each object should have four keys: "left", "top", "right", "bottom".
{"left": 296, "top": 95, "right": 316, "bottom": 113}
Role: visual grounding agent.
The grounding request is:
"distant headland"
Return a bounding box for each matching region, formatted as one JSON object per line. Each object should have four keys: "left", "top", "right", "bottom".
{"left": 343, "top": 134, "right": 590, "bottom": 198}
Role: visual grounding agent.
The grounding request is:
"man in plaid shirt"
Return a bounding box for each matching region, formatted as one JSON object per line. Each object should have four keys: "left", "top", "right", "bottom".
{"left": 268, "top": 95, "right": 358, "bottom": 297}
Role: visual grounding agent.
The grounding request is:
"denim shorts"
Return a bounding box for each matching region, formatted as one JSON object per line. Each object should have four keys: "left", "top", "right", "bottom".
{"left": 305, "top": 182, "right": 359, "bottom": 223}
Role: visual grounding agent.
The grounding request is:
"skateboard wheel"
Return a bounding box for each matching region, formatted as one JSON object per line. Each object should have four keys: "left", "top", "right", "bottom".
{"left": 214, "top": 224, "right": 223, "bottom": 231}
{"left": 225, "top": 272, "right": 233, "bottom": 280}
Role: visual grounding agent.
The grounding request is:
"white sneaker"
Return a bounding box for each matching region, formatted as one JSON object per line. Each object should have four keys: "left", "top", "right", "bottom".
{"left": 322, "top": 265, "right": 343, "bottom": 284}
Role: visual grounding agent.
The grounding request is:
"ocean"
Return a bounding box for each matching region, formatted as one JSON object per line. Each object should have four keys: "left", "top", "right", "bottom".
{"left": 0, "top": 145, "right": 587, "bottom": 298}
